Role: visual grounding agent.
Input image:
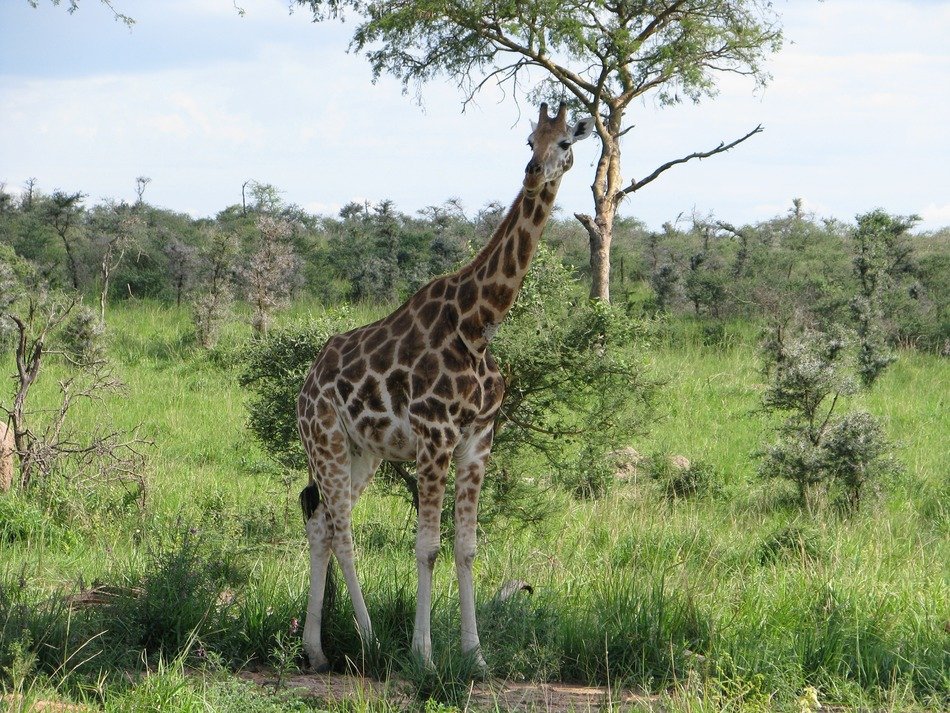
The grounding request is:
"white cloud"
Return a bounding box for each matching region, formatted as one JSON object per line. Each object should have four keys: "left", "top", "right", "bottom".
{"left": 920, "top": 203, "right": 950, "bottom": 226}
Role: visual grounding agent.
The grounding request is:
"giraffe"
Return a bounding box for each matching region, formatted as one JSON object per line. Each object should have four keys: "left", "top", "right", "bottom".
{"left": 296, "top": 102, "right": 594, "bottom": 672}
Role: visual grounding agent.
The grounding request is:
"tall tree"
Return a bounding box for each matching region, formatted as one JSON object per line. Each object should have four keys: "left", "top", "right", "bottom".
{"left": 296, "top": 0, "right": 782, "bottom": 300}
{"left": 43, "top": 190, "right": 86, "bottom": 290}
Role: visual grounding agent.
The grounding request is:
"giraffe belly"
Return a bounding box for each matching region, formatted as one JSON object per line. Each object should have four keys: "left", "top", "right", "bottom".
{"left": 344, "top": 411, "right": 417, "bottom": 462}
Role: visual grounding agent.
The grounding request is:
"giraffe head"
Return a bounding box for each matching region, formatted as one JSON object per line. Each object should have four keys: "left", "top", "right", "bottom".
{"left": 523, "top": 102, "right": 595, "bottom": 196}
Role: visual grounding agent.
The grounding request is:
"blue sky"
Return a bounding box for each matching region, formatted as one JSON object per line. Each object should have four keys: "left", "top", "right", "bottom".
{"left": 2, "top": 0, "right": 949, "bottom": 230}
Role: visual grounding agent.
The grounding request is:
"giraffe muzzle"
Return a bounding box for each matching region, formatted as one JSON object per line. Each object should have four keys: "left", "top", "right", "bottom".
{"left": 523, "top": 160, "right": 545, "bottom": 194}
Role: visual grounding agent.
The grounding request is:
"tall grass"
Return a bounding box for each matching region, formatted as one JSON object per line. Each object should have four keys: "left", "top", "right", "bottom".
{"left": 1, "top": 302, "right": 947, "bottom": 711}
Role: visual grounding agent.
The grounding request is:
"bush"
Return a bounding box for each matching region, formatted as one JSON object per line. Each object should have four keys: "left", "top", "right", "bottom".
{"left": 645, "top": 455, "right": 721, "bottom": 501}
{"left": 757, "top": 325, "right": 898, "bottom": 512}
{"left": 0, "top": 495, "right": 69, "bottom": 545}
{"left": 57, "top": 304, "right": 105, "bottom": 365}
{"left": 238, "top": 307, "right": 357, "bottom": 470}
{"left": 757, "top": 523, "right": 824, "bottom": 565}
{"left": 109, "top": 528, "right": 244, "bottom": 657}
{"left": 553, "top": 444, "right": 614, "bottom": 499}
{"left": 822, "top": 411, "right": 897, "bottom": 513}
{"left": 491, "top": 247, "right": 657, "bottom": 500}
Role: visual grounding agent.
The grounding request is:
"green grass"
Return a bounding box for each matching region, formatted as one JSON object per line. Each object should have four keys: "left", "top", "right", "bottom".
{"left": 1, "top": 302, "right": 948, "bottom": 711}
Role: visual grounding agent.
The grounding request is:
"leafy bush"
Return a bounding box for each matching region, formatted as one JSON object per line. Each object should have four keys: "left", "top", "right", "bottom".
{"left": 645, "top": 455, "right": 721, "bottom": 501}
{"left": 109, "top": 528, "right": 244, "bottom": 656}
{"left": 822, "top": 411, "right": 898, "bottom": 513}
{"left": 758, "top": 325, "right": 897, "bottom": 512}
{"left": 757, "top": 523, "right": 824, "bottom": 565}
{"left": 57, "top": 304, "right": 105, "bottom": 365}
{"left": 553, "top": 444, "right": 614, "bottom": 499}
{"left": 491, "top": 247, "right": 656, "bottom": 499}
{"left": 239, "top": 307, "right": 357, "bottom": 470}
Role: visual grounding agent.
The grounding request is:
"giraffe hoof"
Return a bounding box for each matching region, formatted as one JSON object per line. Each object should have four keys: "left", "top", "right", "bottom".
{"left": 310, "top": 661, "right": 331, "bottom": 674}
{"left": 471, "top": 654, "right": 489, "bottom": 680}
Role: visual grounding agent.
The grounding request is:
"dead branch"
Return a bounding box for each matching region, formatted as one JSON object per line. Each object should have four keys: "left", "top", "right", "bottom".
{"left": 617, "top": 124, "right": 763, "bottom": 201}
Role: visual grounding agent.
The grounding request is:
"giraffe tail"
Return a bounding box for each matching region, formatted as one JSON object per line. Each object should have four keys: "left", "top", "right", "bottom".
{"left": 299, "top": 482, "right": 337, "bottom": 620}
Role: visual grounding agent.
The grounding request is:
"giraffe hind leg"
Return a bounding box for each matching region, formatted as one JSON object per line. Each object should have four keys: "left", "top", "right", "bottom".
{"left": 302, "top": 490, "right": 333, "bottom": 672}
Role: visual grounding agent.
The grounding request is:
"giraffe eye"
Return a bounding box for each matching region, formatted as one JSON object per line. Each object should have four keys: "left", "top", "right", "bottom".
{"left": 559, "top": 141, "right": 571, "bottom": 150}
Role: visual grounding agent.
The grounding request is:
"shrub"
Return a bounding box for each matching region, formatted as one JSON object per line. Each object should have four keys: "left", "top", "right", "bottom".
{"left": 553, "top": 444, "right": 614, "bottom": 499}
{"left": 491, "top": 247, "right": 656, "bottom": 500}
{"left": 239, "top": 308, "right": 357, "bottom": 470}
{"left": 822, "top": 411, "right": 897, "bottom": 513}
{"left": 645, "top": 455, "right": 720, "bottom": 501}
{"left": 109, "top": 528, "right": 244, "bottom": 656}
{"left": 57, "top": 304, "right": 105, "bottom": 365}
{"left": 192, "top": 288, "right": 233, "bottom": 350}
{"left": 191, "top": 230, "right": 236, "bottom": 349}
{"left": 851, "top": 209, "right": 917, "bottom": 386}
{"left": 0, "top": 495, "right": 66, "bottom": 545}
{"left": 757, "top": 523, "right": 824, "bottom": 565}
{"left": 757, "top": 324, "right": 897, "bottom": 512}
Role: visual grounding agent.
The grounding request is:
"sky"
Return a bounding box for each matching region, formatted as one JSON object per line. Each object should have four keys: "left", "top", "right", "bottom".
{"left": 1, "top": 0, "right": 949, "bottom": 231}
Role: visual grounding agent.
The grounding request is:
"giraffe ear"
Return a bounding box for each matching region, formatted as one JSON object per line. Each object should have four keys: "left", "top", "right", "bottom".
{"left": 571, "top": 117, "right": 595, "bottom": 142}
{"left": 530, "top": 120, "right": 538, "bottom": 133}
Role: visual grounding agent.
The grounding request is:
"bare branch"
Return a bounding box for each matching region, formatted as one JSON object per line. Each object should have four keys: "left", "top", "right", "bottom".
{"left": 617, "top": 124, "right": 763, "bottom": 201}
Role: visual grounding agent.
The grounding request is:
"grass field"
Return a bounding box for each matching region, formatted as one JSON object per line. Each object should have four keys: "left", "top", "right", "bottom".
{"left": 1, "top": 300, "right": 947, "bottom": 712}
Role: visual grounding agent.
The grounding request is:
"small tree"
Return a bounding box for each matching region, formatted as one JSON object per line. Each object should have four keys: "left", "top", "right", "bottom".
{"left": 43, "top": 191, "right": 86, "bottom": 290}
{"left": 757, "top": 323, "right": 895, "bottom": 513}
{"left": 851, "top": 210, "right": 919, "bottom": 387}
{"left": 191, "top": 230, "right": 236, "bottom": 349}
{"left": 89, "top": 201, "right": 144, "bottom": 321}
{"left": 684, "top": 252, "right": 727, "bottom": 318}
{"left": 3, "top": 287, "right": 146, "bottom": 499}
{"left": 164, "top": 238, "right": 197, "bottom": 307}
{"left": 241, "top": 215, "right": 299, "bottom": 337}
{"left": 649, "top": 263, "right": 679, "bottom": 312}
{"left": 134, "top": 176, "right": 151, "bottom": 207}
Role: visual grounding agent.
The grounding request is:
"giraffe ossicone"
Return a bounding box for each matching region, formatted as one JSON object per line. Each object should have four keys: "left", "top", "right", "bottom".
{"left": 296, "top": 102, "right": 594, "bottom": 673}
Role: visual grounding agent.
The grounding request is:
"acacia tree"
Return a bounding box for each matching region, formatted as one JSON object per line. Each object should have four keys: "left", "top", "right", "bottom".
{"left": 851, "top": 209, "right": 918, "bottom": 387}
{"left": 242, "top": 215, "right": 299, "bottom": 337}
{"left": 44, "top": 191, "right": 86, "bottom": 290}
{"left": 297, "top": 0, "right": 782, "bottom": 300}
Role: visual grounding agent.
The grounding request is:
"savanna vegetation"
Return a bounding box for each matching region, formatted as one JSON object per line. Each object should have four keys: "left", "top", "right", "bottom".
{"left": 0, "top": 179, "right": 947, "bottom": 712}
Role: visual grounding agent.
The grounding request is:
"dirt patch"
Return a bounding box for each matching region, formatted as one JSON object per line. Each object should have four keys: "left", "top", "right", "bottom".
{"left": 1, "top": 695, "right": 90, "bottom": 712}
{"left": 468, "top": 681, "right": 658, "bottom": 712}
{"left": 240, "top": 669, "right": 409, "bottom": 707}
{"left": 240, "top": 670, "right": 660, "bottom": 711}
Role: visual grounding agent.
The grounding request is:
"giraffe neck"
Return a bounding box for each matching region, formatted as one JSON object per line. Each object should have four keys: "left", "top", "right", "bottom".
{"left": 453, "top": 178, "right": 562, "bottom": 352}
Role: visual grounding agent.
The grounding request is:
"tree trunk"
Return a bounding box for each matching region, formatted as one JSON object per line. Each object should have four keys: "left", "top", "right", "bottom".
{"left": 99, "top": 275, "right": 109, "bottom": 322}
{"left": 576, "top": 210, "right": 614, "bottom": 301}
{"left": 575, "top": 122, "right": 622, "bottom": 302}
{"left": 100, "top": 249, "right": 111, "bottom": 322}
{"left": 61, "top": 234, "right": 80, "bottom": 290}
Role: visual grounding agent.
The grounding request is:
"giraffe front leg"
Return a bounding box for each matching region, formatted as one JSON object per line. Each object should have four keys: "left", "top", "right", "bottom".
{"left": 411, "top": 446, "right": 452, "bottom": 668}
{"left": 454, "top": 427, "right": 493, "bottom": 674}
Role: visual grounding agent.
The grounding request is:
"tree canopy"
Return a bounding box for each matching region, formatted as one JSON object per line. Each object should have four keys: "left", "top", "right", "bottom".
{"left": 297, "top": 0, "right": 783, "bottom": 300}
